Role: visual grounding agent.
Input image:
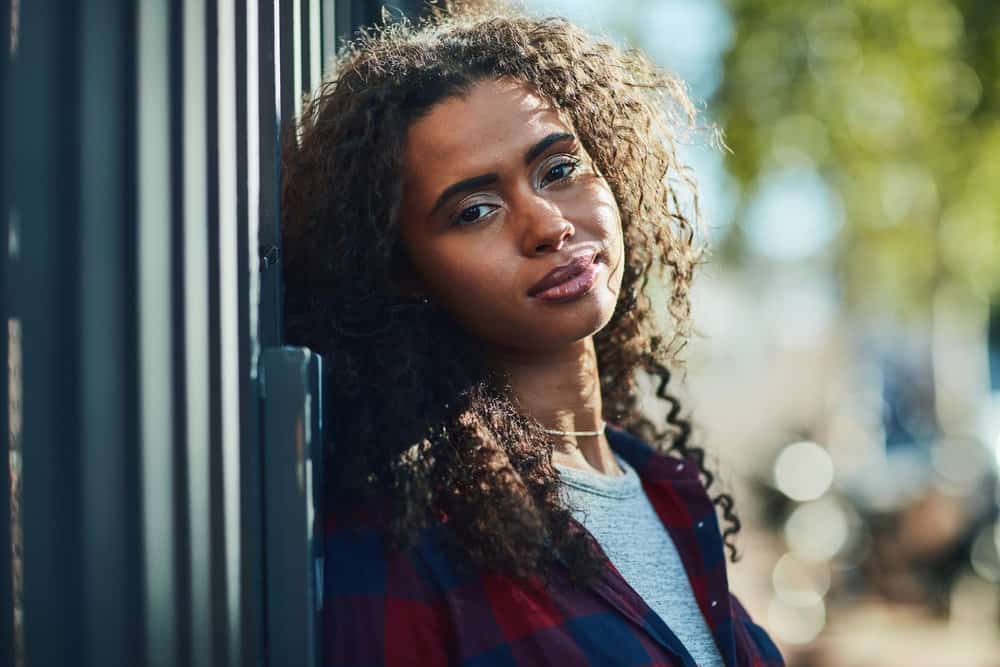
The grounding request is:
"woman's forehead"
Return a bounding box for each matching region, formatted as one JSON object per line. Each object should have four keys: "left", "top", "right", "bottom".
{"left": 402, "top": 79, "right": 572, "bottom": 180}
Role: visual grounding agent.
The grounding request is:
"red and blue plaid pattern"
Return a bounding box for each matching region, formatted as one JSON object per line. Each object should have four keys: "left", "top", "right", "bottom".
{"left": 322, "top": 425, "right": 785, "bottom": 666}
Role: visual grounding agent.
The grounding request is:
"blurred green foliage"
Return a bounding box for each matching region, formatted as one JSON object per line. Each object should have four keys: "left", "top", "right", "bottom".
{"left": 715, "top": 0, "right": 1000, "bottom": 316}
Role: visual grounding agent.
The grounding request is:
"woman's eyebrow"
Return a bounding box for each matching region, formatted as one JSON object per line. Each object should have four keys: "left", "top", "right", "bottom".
{"left": 429, "top": 132, "right": 576, "bottom": 215}
{"left": 524, "top": 132, "right": 575, "bottom": 164}
{"left": 430, "top": 173, "right": 499, "bottom": 214}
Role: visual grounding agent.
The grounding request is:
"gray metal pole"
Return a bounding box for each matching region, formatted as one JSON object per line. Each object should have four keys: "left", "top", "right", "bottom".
{"left": 13, "top": 2, "right": 88, "bottom": 666}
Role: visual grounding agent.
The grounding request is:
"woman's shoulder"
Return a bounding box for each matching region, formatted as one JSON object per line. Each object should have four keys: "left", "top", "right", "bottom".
{"left": 321, "top": 498, "right": 472, "bottom": 599}
{"left": 321, "top": 501, "right": 461, "bottom": 666}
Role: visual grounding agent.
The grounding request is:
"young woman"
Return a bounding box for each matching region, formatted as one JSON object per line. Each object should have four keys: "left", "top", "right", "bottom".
{"left": 282, "top": 6, "right": 783, "bottom": 666}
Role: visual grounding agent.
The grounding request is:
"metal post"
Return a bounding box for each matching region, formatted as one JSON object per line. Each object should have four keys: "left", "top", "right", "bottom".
{"left": 14, "top": 1, "right": 86, "bottom": 665}
{"left": 260, "top": 348, "right": 324, "bottom": 667}
{"left": 79, "top": 1, "right": 145, "bottom": 666}
{"left": 1, "top": 0, "right": 16, "bottom": 665}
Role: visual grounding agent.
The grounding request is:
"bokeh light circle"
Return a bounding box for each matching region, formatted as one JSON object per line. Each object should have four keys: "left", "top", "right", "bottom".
{"left": 785, "top": 497, "right": 849, "bottom": 561}
{"left": 970, "top": 522, "right": 1000, "bottom": 583}
{"left": 772, "top": 553, "right": 831, "bottom": 606}
{"left": 774, "top": 440, "right": 835, "bottom": 501}
{"left": 767, "top": 596, "right": 826, "bottom": 645}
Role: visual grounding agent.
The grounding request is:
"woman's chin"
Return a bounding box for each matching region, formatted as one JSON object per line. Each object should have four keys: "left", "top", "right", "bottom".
{"left": 512, "top": 303, "right": 618, "bottom": 351}
{"left": 449, "top": 288, "right": 620, "bottom": 354}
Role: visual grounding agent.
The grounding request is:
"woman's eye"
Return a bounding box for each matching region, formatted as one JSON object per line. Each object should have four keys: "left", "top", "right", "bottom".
{"left": 454, "top": 203, "right": 498, "bottom": 226}
{"left": 540, "top": 159, "right": 579, "bottom": 187}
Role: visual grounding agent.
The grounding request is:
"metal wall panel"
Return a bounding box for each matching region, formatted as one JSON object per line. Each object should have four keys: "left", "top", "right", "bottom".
{"left": 260, "top": 348, "right": 324, "bottom": 667}
{"left": 216, "top": 1, "right": 247, "bottom": 665}
{"left": 79, "top": 0, "right": 145, "bottom": 665}
{"left": 181, "top": 0, "right": 216, "bottom": 665}
{"left": 257, "top": 0, "right": 285, "bottom": 350}
{"left": 0, "top": 1, "right": 435, "bottom": 666}
{"left": 256, "top": 2, "right": 326, "bottom": 665}
{"left": 136, "top": 2, "right": 180, "bottom": 665}
{"left": 321, "top": 0, "right": 338, "bottom": 69}
{"left": 13, "top": 2, "right": 87, "bottom": 666}
{"left": 241, "top": 0, "right": 270, "bottom": 661}
{"left": 1, "top": 0, "right": 17, "bottom": 664}
{"left": 202, "top": 3, "right": 237, "bottom": 667}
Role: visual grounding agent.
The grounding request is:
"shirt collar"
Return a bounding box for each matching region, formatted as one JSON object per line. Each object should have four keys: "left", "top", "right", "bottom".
{"left": 606, "top": 423, "right": 702, "bottom": 483}
{"left": 604, "top": 422, "right": 738, "bottom": 666}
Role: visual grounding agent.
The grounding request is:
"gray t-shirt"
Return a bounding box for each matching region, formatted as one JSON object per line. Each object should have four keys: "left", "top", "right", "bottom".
{"left": 555, "top": 453, "right": 724, "bottom": 667}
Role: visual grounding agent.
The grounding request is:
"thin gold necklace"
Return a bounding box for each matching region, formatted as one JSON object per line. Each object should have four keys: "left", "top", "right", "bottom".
{"left": 541, "top": 420, "right": 607, "bottom": 437}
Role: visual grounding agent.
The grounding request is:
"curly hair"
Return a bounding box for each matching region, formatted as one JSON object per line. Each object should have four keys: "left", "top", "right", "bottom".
{"left": 281, "top": 4, "right": 740, "bottom": 585}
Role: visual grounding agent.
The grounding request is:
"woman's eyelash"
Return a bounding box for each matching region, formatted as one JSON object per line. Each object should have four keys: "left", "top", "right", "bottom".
{"left": 453, "top": 202, "right": 499, "bottom": 226}
{"left": 540, "top": 158, "right": 580, "bottom": 185}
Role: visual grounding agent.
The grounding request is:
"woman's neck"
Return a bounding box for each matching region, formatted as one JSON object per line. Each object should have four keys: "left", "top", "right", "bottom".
{"left": 490, "top": 336, "right": 623, "bottom": 476}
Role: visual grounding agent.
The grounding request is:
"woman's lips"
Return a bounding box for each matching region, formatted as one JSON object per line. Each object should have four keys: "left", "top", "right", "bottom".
{"left": 526, "top": 251, "right": 599, "bottom": 297}
{"left": 530, "top": 258, "right": 603, "bottom": 302}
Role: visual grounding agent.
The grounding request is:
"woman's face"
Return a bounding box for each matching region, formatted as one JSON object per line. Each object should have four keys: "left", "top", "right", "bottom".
{"left": 396, "top": 78, "right": 625, "bottom": 355}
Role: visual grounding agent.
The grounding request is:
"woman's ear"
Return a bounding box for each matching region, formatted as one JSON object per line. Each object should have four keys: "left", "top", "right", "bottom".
{"left": 394, "top": 274, "right": 428, "bottom": 299}
{"left": 389, "top": 248, "right": 429, "bottom": 299}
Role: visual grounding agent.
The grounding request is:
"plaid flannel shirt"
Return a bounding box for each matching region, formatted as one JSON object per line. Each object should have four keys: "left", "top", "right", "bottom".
{"left": 322, "top": 425, "right": 785, "bottom": 666}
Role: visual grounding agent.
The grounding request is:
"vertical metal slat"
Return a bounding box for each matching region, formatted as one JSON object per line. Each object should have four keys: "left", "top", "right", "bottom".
{"left": 79, "top": 0, "right": 145, "bottom": 665}
{"left": 254, "top": 0, "right": 289, "bottom": 349}
{"left": 169, "top": 0, "right": 194, "bottom": 662}
{"left": 137, "top": 0, "right": 180, "bottom": 664}
{"left": 261, "top": 348, "right": 323, "bottom": 667}
{"left": 0, "top": 0, "right": 16, "bottom": 663}
{"left": 203, "top": 2, "right": 234, "bottom": 667}
{"left": 215, "top": 1, "right": 245, "bottom": 665}
{"left": 16, "top": 1, "right": 86, "bottom": 665}
{"left": 308, "top": 0, "right": 322, "bottom": 92}
{"left": 181, "top": 0, "right": 217, "bottom": 664}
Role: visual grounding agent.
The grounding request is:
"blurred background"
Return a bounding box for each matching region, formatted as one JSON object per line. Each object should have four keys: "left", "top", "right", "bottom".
{"left": 524, "top": 0, "right": 1000, "bottom": 665}
{"left": 3, "top": 0, "right": 998, "bottom": 666}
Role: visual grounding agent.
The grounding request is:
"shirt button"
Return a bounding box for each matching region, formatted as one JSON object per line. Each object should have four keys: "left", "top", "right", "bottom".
{"left": 711, "top": 600, "right": 718, "bottom": 607}
{"left": 697, "top": 520, "right": 704, "bottom": 528}
{"left": 675, "top": 463, "right": 684, "bottom": 471}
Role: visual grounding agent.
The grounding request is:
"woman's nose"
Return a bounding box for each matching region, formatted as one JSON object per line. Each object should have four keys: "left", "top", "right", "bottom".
{"left": 519, "top": 196, "right": 575, "bottom": 255}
